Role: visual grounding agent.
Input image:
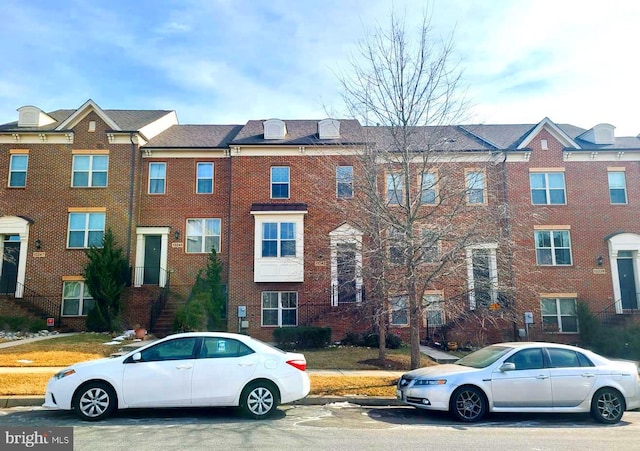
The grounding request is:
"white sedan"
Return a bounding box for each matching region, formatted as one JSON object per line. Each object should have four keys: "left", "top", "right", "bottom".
{"left": 43, "top": 332, "right": 310, "bottom": 421}
{"left": 397, "top": 342, "right": 640, "bottom": 423}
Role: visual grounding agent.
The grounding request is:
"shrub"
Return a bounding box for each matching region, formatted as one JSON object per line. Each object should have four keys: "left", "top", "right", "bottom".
{"left": 173, "top": 295, "right": 207, "bottom": 332}
{"left": 340, "top": 332, "right": 363, "bottom": 346}
{"left": 0, "top": 316, "right": 47, "bottom": 332}
{"left": 273, "top": 326, "right": 332, "bottom": 350}
{"left": 362, "top": 332, "right": 403, "bottom": 349}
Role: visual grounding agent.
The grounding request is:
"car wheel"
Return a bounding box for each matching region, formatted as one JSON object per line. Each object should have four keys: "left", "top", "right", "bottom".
{"left": 241, "top": 382, "right": 279, "bottom": 419}
{"left": 73, "top": 382, "right": 116, "bottom": 421}
{"left": 450, "top": 386, "right": 486, "bottom": 422}
{"left": 591, "top": 388, "right": 625, "bottom": 424}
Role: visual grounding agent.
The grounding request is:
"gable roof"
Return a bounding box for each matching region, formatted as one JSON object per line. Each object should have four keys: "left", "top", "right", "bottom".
{"left": 0, "top": 100, "right": 174, "bottom": 133}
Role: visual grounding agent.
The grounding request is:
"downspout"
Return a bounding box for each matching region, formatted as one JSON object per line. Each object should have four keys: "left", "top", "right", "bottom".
{"left": 126, "top": 133, "right": 136, "bottom": 265}
{"left": 226, "top": 147, "right": 233, "bottom": 330}
{"left": 500, "top": 152, "right": 518, "bottom": 340}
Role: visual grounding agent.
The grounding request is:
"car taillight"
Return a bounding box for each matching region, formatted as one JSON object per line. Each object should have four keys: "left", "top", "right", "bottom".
{"left": 286, "top": 359, "right": 307, "bottom": 371}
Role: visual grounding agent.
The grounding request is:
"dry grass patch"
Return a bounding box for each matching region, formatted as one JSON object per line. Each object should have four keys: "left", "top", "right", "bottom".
{"left": 0, "top": 351, "right": 104, "bottom": 367}
{"left": 0, "top": 373, "right": 52, "bottom": 396}
{"left": 309, "top": 375, "right": 396, "bottom": 397}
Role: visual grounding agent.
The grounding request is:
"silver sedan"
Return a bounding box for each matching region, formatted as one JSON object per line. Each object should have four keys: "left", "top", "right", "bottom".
{"left": 397, "top": 342, "right": 640, "bottom": 423}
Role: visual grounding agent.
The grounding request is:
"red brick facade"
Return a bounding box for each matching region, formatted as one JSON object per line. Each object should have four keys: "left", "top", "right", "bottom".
{"left": 2, "top": 103, "right": 639, "bottom": 346}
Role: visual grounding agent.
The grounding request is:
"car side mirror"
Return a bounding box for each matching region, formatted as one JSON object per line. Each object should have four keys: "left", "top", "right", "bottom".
{"left": 132, "top": 352, "right": 142, "bottom": 362}
{"left": 499, "top": 362, "right": 516, "bottom": 372}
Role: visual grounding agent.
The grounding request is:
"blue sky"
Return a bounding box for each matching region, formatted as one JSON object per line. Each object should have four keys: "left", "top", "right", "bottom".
{"left": 2, "top": 0, "right": 639, "bottom": 135}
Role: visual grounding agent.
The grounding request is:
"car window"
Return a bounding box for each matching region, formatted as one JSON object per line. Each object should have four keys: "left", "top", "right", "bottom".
{"left": 140, "top": 337, "right": 198, "bottom": 362}
{"left": 199, "top": 337, "right": 255, "bottom": 359}
{"left": 455, "top": 345, "right": 511, "bottom": 368}
{"left": 506, "top": 348, "right": 544, "bottom": 370}
{"left": 547, "top": 348, "right": 583, "bottom": 368}
{"left": 576, "top": 352, "right": 595, "bottom": 367}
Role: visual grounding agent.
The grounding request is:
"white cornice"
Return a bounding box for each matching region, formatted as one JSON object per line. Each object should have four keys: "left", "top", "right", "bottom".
{"left": 505, "top": 150, "right": 640, "bottom": 162}
{"left": 0, "top": 132, "right": 74, "bottom": 144}
{"left": 141, "top": 149, "right": 228, "bottom": 159}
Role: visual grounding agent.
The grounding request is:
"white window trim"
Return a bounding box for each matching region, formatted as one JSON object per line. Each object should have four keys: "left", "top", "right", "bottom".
{"left": 196, "top": 162, "right": 214, "bottom": 194}
{"left": 330, "top": 224, "right": 363, "bottom": 306}
{"left": 251, "top": 210, "right": 306, "bottom": 282}
{"left": 270, "top": 166, "right": 290, "bottom": 199}
{"left": 67, "top": 212, "right": 106, "bottom": 249}
{"left": 389, "top": 295, "right": 409, "bottom": 326}
{"left": 185, "top": 218, "right": 222, "bottom": 253}
{"left": 149, "top": 162, "right": 167, "bottom": 194}
{"left": 465, "top": 169, "right": 487, "bottom": 205}
{"left": 466, "top": 243, "right": 498, "bottom": 310}
{"left": 386, "top": 173, "right": 403, "bottom": 205}
{"left": 420, "top": 171, "right": 438, "bottom": 205}
{"left": 72, "top": 154, "right": 109, "bottom": 187}
{"left": 336, "top": 165, "right": 354, "bottom": 199}
{"left": 534, "top": 229, "right": 573, "bottom": 266}
{"left": 607, "top": 170, "right": 627, "bottom": 204}
{"left": 8, "top": 154, "right": 28, "bottom": 188}
{"left": 529, "top": 171, "right": 566, "bottom": 205}
{"left": 61, "top": 281, "right": 94, "bottom": 317}
{"left": 541, "top": 297, "right": 578, "bottom": 334}
{"left": 261, "top": 291, "right": 298, "bottom": 327}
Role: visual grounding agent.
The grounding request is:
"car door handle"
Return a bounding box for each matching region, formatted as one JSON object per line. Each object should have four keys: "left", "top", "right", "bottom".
{"left": 536, "top": 375, "right": 549, "bottom": 379}
{"left": 581, "top": 373, "right": 595, "bottom": 378}
{"left": 175, "top": 364, "right": 193, "bottom": 370}
{"left": 238, "top": 362, "right": 255, "bottom": 367}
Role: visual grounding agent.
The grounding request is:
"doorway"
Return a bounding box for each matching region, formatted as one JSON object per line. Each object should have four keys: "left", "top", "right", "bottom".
{"left": 143, "top": 235, "right": 161, "bottom": 285}
{"left": 0, "top": 235, "right": 20, "bottom": 295}
{"left": 617, "top": 251, "right": 638, "bottom": 309}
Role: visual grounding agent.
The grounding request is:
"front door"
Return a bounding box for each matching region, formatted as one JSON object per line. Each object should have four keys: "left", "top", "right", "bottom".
{"left": 337, "top": 243, "right": 357, "bottom": 304}
{"left": 0, "top": 236, "right": 20, "bottom": 295}
{"left": 617, "top": 256, "right": 638, "bottom": 309}
{"left": 143, "top": 235, "right": 161, "bottom": 285}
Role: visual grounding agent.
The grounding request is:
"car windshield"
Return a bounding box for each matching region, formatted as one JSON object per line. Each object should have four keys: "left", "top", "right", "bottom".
{"left": 455, "top": 345, "right": 512, "bottom": 368}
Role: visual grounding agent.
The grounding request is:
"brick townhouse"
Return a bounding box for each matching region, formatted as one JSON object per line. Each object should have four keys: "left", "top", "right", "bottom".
{"left": 1, "top": 100, "right": 639, "bottom": 345}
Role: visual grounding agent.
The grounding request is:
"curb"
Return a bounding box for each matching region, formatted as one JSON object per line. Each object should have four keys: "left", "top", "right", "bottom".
{"left": 1, "top": 395, "right": 403, "bottom": 409}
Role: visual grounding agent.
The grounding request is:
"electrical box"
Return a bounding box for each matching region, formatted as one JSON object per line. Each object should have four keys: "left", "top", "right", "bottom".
{"left": 238, "top": 306, "right": 247, "bottom": 318}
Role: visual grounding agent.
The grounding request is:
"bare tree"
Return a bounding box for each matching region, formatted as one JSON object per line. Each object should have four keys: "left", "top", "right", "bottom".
{"left": 334, "top": 9, "right": 511, "bottom": 368}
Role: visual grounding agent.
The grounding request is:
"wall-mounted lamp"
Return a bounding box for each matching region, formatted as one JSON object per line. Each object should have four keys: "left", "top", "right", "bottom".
{"left": 597, "top": 256, "right": 604, "bottom": 266}
{"left": 34, "top": 239, "right": 42, "bottom": 250}
{"left": 174, "top": 230, "right": 180, "bottom": 240}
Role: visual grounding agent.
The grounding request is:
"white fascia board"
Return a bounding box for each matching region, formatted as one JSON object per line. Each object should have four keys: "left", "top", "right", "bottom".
{"left": 517, "top": 117, "right": 580, "bottom": 150}
{"left": 55, "top": 99, "right": 120, "bottom": 131}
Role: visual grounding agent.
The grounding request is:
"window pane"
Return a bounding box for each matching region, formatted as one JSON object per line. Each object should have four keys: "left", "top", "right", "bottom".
{"left": 547, "top": 173, "right": 565, "bottom": 189}
{"left": 559, "top": 299, "right": 576, "bottom": 314}
{"left": 535, "top": 231, "right": 550, "bottom": 248}
{"left": 271, "top": 167, "right": 289, "bottom": 182}
{"left": 561, "top": 316, "right": 578, "bottom": 333}
{"left": 280, "top": 223, "right": 295, "bottom": 240}
{"left": 610, "top": 189, "right": 626, "bottom": 204}
{"left": 531, "top": 190, "right": 548, "bottom": 204}
{"left": 9, "top": 172, "right": 26, "bottom": 187}
{"left": 150, "top": 179, "right": 165, "bottom": 193}
{"left": 549, "top": 189, "right": 566, "bottom": 204}
{"left": 281, "top": 241, "right": 296, "bottom": 257}
{"left": 262, "top": 292, "right": 278, "bottom": 309}
{"left": 11, "top": 155, "right": 28, "bottom": 170}
{"left": 88, "top": 213, "right": 105, "bottom": 229}
{"left": 263, "top": 223, "right": 277, "bottom": 239}
{"left": 271, "top": 184, "right": 289, "bottom": 198}
{"left": 73, "top": 172, "right": 89, "bottom": 187}
{"left": 281, "top": 310, "right": 297, "bottom": 326}
{"left": 197, "top": 179, "right": 212, "bottom": 193}
{"left": 555, "top": 249, "right": 571, "bottom": 265}
{"left": 74, "top": 156, "right": 90, "bottom": 170}
{"left": 541, "top": 299, "right": 557, "bottom": 315}
{"left": 204, "top": 236, "right": 220, "bottom": 252}
{"left": 263, "top": 311, "right": 278, "bottom": 326}
{"left": 62, "top": 299, "right": 80, "bottom": 316}
{"left": 553, "top": 231, "right": 569, "bottom": 248}
{"left": 92, "top": 172, "right": 107, "bottom": 187}
{"left": 198, "top": 163, "right": 213, "bottom": 178}
{"left": 150, "top": 163, "right": 165, "bottom": 177}
{"left": 529, "top": 173, "right": 545, "bottom": 189}
{"left": 608, "top": 172, "right": 625, "bottom": 188}
{"left": 68, "top": 231, "right": 85, "bottom": 248}
{"left": 187, "top": 236, "right": 202, "bottom": 253}
{"left": 93, "top": 156, "right": 108, "bottom": 170}
{"left": 87, "top": 231, "right": 104, "bottom": 247}
{"left": 262, "top": 241, "right": 277, "bottom": 257}
{"left": 82, "top": 298, "right": 96, "bottom": 316}
{"left": 205, "top": 219, "right": 220, "bottom": 235}
{"left": 63, "top": 282, "right": 81, "bottom": 298}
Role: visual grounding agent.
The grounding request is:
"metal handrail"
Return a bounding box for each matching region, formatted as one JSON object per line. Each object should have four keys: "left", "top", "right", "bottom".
{"left": 149, "top": 271, "right": 171, "bottom": 331}
{"left": 12, "top": 281, "right": 61, "bottom": 326}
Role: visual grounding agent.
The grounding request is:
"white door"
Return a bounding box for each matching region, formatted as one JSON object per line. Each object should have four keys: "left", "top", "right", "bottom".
{"left": 547, "top": 348, "right": 596, "bottom": 407}
{"left": 191, "top": 337, "right": 260, "bottom": 406}
{"left": 122, "top": 337, "right": 198, "bottom": 407}
{"left": 491, "top": 348, "right": 553, "bottom": 408}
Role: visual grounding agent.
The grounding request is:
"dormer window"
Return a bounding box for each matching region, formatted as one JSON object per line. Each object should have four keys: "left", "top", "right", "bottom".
{"left": 263, "top": 119, "right": 286, "bottom": 140}
{"left": 578, "top": 124, "right": 615, "bottom": 145}
{"left": 318, "top": 119, "right": 340, "bottom": 139}
{"left": 17, "top": 106, "right": 56, "bottom": 128}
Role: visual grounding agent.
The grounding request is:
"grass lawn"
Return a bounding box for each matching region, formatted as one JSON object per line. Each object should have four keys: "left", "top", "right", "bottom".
{"left": 0, "top": 334, "right": 436, "bottom": 397}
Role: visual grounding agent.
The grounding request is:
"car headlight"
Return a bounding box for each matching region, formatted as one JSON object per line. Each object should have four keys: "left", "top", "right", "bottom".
{"left": 413, "top": 379, "right": 447, "bottom": 386}
{"left": 54, "top": 369, "right": 76, "bottom": 379}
